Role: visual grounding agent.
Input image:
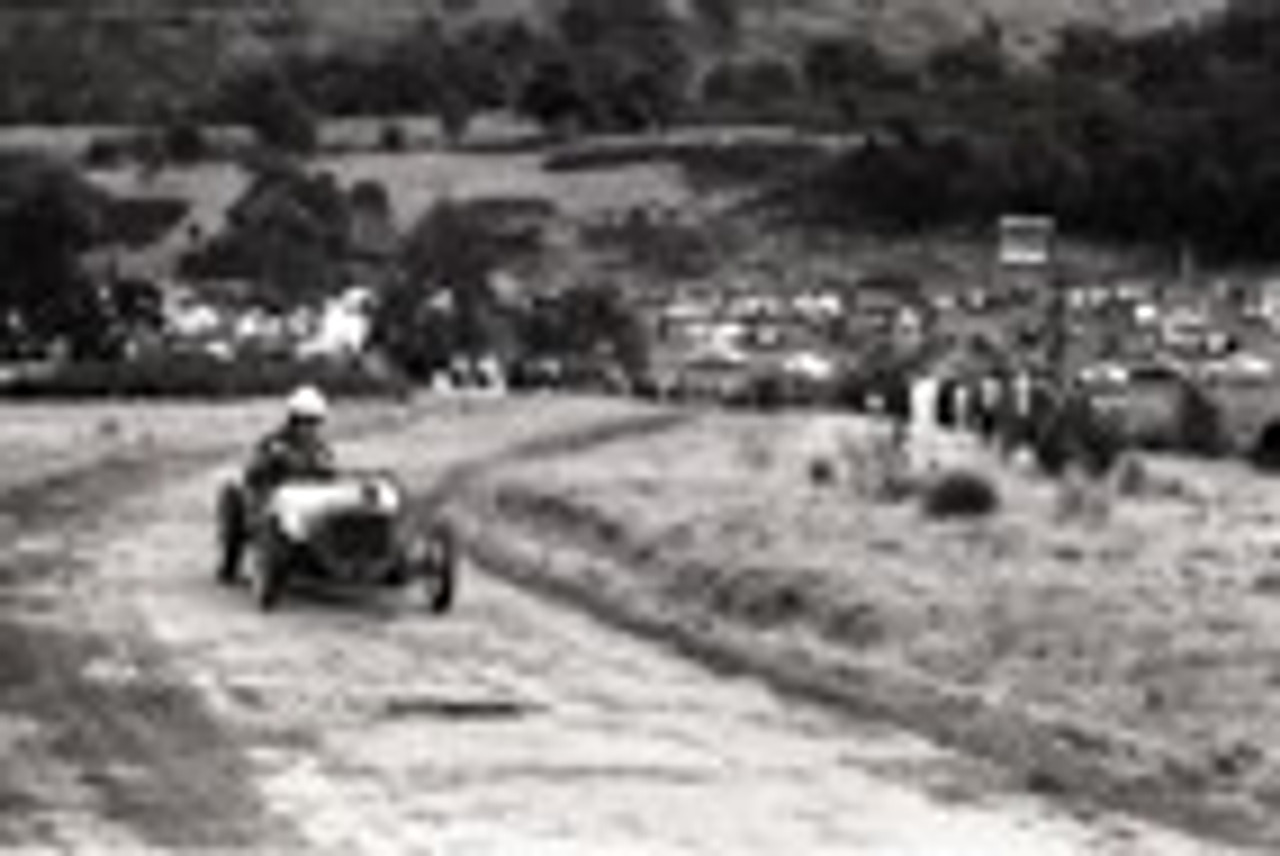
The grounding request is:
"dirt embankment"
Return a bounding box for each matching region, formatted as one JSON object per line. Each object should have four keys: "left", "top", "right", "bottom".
{"left": 440, "top": 410, "right": 1280, "bottom": 852}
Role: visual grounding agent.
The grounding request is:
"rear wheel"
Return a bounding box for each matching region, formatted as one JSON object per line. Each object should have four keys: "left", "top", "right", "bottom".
{"left": 249, "top": 526, "right": 292, "bottom": 612}
{"left": 216, "top": 485, "right": 247, "bottom": 586}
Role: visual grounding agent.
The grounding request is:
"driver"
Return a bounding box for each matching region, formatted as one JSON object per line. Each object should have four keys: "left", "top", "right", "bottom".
{"left": 246, "top": 385, "right": 337, "bottom": 493}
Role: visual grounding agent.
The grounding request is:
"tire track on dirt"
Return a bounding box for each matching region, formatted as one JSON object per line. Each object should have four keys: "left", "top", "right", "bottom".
{"left": 0, "top": 401, "right": 443, "bottom": 849}
{"left": 0, "top": 450, "right": 297, "bottom": 850}
{"left": 0, "top": 398, "right": 679, "bottom": 851}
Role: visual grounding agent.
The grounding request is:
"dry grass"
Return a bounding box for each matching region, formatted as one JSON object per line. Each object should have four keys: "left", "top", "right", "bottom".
{"left": 494, "top": 410, "right": 1280, "bottom": 808}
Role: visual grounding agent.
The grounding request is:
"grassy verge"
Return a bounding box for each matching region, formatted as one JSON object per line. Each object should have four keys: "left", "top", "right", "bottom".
{"left": 446, "top": 410, "right": 1280, "bottom": 850}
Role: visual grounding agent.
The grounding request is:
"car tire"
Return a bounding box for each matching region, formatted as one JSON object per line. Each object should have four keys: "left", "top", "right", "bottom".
{"left": 413, "top": 526, "right": 457, "bottom": 615}
{"left": 250, "top": 526, "right": 291, "bottom": 612}
{"left": 217, "top": 485, "right": 247, "bottom": 586}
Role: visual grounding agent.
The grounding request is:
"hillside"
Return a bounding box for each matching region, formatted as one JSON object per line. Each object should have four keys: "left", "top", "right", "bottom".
{"left": 0, "top": 0, "right": 1227, "bottom": 52}
{"left": 0, "top": 0, "right": 1230, "bottom": 124}
{"left": 299, "top": 0, "right": 1227, "bottom": 55}
{"left": 728, "top": 0, "right": 1226, "bottom": 56}
{"left": 303, "top": 0, "right": 1228, "bottom": 56}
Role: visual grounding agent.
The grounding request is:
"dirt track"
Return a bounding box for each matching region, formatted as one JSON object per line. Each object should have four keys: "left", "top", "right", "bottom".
{"left": 0, "top": 400, "right": 1250, "bottom": 854}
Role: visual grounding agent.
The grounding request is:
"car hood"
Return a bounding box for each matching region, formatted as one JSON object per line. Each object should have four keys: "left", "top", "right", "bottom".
{"left": 270, "top": 479, "right": 401, "bottom": 540}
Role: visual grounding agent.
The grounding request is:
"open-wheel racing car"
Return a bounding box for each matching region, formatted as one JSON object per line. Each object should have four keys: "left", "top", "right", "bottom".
{"left": 217, "top": 472, "right": 457, "bottom": 613}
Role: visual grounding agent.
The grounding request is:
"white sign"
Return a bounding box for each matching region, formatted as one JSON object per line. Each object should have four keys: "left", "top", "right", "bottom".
{"left": 998, "top": 215, "right": 1055, "bottom": 267}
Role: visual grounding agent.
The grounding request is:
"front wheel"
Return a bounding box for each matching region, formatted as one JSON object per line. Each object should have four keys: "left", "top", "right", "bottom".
{"left": 217, "top": 485, "right": 247, "bottom": 586}
{"left": 411, "top": 527, "right": 457, "bottom": 614}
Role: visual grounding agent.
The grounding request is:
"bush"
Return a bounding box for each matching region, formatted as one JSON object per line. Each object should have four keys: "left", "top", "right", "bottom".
{"left": 808, "top": 456, "right": 838, "bottom": 487}
{"left": 1113, "top": 455, "right": 1150, "bottom": 498}
{"left": 1250, "top": 420, "right": 1280, "bottom": 471}
{"left": 161, "top": 121, "right": 209, "bottom": 164}
{"left": 83, "top": 135, "right": 126, "bottom": 169}
{"left": 379, "top": 122, "right": 407, "bottom": 153}
{"left": 0, "top": 353, "right": 408, "bottom": 400}
{"left": 1033, "top": 393, "right": 1124, "bottom": 478}
{"left": 922, "top": 469, "right": 1000, "bottom": 519}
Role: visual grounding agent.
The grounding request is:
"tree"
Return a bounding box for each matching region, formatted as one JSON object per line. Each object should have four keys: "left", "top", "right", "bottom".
{"left": 699, "top": 62, "right": 740, "bottom": 106}
{"left": 803, "top": 36, "right": 902, "bottom": 100}
{"left": 213, "top": 65, "right": 318, "bottom": 155}
{"left": 0, "top": 157, "right": 116, "bottom": 358}
{"left": 401, "top": 199, "right": 498, "bottom": 298}
{"left": 350, "top": 179, "right": 392, "bottom": 221}
{"left": 183, "top": 160, "right": 349, "bottom": 309}
{"left": 557, "top": 284, "right": 649, "bottom": 377}
{"left": 690, "top": 0, "right": 741, "bottom": 43}
{"left": 544, "top": 0, "right": 693, "bottom": 131}
{"left": 160, "top": 117, "right": 210, "bottom": 165}
{"left": 737, "top": 57, "right": 802, "bottom": 106}
{"left": 1050, "top": 25, "right": 1132, "bottom": 80}
{"left": 519, "top": 58, "right": 590, "bottom": 134}
{"left": 925, "top": 27, "right": 1008, "bottom": 89}
{"left": 377, "top": 200, "right": 503, "bottom": 374}
{"left": 516, "top": 284, "right": 650, "bottom": 382}
{"left": 458, "top": 19, "right": 544, "bottom": 109}
{"left": 371, "top": 277, "right": 459, "bottom": 378}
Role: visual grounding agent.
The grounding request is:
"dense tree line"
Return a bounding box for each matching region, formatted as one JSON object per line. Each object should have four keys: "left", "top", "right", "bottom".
{"left": 0, "top": 156, "right": 162, "bottom": 359}
{"left": 0, "top": 145, "right": 651, "bottom": 374}
{"left": 204, "top": 0, "right": 691, "bottom": 141}
{"left": 0, "top": 0, "right": 691, "bottom": 138}
{"left": 0, "top": 17, "right": 223, "bottom": 123}
{"left": 781, "top": 9, "right": 1280, "bottom": 263}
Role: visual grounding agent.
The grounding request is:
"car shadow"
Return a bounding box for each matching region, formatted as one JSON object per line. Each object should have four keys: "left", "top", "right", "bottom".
{"left": 376, "top": 694, "right": 539, "bottom": 722}
{"left": 265, "top": 579, "right": 423, "bottom": 620}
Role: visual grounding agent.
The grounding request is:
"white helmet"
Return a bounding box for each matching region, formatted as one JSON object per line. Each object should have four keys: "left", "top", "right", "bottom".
{"left": 286, "top": 385, "right": 329, "bottom": 422}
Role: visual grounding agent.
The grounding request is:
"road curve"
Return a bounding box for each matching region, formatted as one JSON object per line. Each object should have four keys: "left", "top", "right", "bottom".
{"left": 66, "top": 414, "right": 1240, "bottom": 856}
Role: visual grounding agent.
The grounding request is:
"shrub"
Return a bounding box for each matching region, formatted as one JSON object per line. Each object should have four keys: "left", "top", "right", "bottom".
{"left": 1033, "top": 393, "right": 1124, "bottom": 478}
{"left": 161, "top": 120, "right": 209, "bottom": 164}
{"left": 83, "top": 135, "right": 126, "bottom": 169}
{"left": 1113, "top": 455, "right": 1150, "bottom": 498}
{"left": 741, "top": 372, "right": 787, "bottom": 411}
{"left": 379, "top": 122, "right": 407, "bottom": 152}
{"left": 922, "top": 469, "right": 1000, "bottom": 519}
{"left": 1250, "top": 420, "right": 1280, "bottom": 471}
{"left": 808, "top": 456, "right": 838, "bottom": 487}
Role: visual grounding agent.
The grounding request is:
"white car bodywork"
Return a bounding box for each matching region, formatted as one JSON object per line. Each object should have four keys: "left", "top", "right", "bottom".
{"left": 267, "top": 477, "right": 402, "bottom": 541}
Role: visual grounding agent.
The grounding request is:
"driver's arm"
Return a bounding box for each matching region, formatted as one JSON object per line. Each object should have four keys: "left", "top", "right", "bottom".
{"left": 246, "top": 436, "right": 289, "bottom": 492}
{"left": 310, "top": 439, "right": 337, "bottom": 476}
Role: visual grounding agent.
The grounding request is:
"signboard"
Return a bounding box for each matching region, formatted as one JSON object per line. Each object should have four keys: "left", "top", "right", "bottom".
{"left": 998, "top": 215, "right": 1055, "bottom": 267}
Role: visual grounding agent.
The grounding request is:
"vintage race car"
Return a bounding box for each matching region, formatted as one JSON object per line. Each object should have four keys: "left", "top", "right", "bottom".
{"left": 217, "top": 472, "right": 457, "bottom": 613}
